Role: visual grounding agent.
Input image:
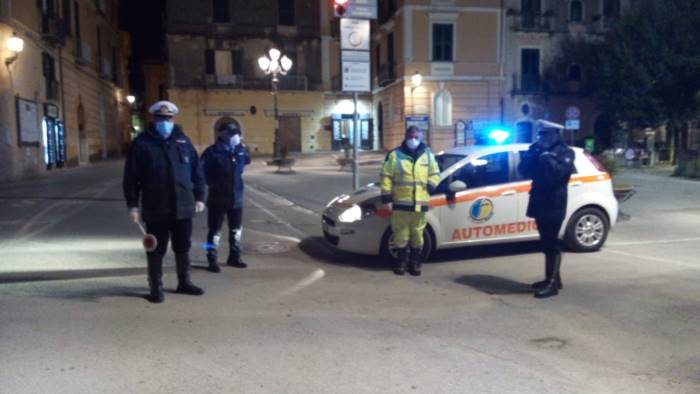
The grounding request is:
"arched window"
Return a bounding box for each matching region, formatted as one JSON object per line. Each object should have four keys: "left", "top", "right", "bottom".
{"left": 568, "top": 64, "right": 582, "bottom": 81}
{"left": 569, "top": 0, "right": 583, "bottom": 22}
{"left": 433, "top": 90, "right": 452, "bottom": 127}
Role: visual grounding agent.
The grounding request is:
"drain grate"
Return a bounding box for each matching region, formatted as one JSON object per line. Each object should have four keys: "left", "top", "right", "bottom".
{"left": 243, "top": 241, "right": 291, "bottom": 255}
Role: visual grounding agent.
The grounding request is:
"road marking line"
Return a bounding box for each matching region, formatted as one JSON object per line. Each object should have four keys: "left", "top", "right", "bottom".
{"left": 245, "top": 195, "right": 308, "bottom": 238}
{"left": 276, "top": 269, "right": 326, "bottom": 298}
{"left": 247, "top": 184, "right": 321, "bottom": 218}
{"left": 608, "top": 237, "right": 700, "bottom": 246}
{"left": 601, "top": 249, "right": 700, "bottom": 270}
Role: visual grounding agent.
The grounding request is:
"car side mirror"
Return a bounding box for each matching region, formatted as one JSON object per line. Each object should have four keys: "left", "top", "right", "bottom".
{"left": 449, "top": 180, "right": 467, "bottom": 193}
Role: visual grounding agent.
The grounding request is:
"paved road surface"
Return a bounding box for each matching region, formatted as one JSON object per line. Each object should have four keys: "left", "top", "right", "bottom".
{"left": 0, "top": 161, "right": 699, "bottom": 393}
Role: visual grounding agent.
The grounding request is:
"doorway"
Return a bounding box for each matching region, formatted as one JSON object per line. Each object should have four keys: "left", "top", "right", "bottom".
{"left": 77, "top": 102, "right": 89, "bottom": 164}
{"left": 279, "top": 116, "right": 302, "bottom": 153}
{"left": 594, "top": 114, "right": 613, "bottom": 152}
{"left": 331, "top": 115, "right": 372, "bottom": 151}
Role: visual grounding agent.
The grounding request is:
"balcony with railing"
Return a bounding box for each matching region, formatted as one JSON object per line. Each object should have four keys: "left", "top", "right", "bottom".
{"left": 508, "top": 11, "right": 554, "bottom": 33}
{"left": 41, "top": 14, "right": 66, "bottom": 47}
{"left": 377, "top": 62, "right": 395, "bottom": 88}
{"left": 198, "top": 74, "right": 309, "bottom": 91}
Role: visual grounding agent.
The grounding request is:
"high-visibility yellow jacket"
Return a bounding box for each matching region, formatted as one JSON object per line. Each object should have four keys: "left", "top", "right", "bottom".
{"left": 380, "top": 143, "right": 440, "bottom": 212}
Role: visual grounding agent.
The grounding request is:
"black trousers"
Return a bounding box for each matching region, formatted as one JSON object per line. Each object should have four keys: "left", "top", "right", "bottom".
{"left": 146, "top": 219, "right": 193, "bottom": 257}
{"left": 535, "top": 218, "right": 564, "bottom": 255}
{"left": 536, "top": 217, "right": 564, "bottom": 280}
{"left": 206, "top": 206, "right": 243, "bottom": 254}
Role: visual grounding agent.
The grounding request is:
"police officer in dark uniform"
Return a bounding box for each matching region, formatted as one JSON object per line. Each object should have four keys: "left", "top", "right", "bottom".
{"left": 518, "top": 120, "right": 575, "bottom": 298}
{"left": 123, "top": 100, "right": 206, "bottom": 303}
{"left": 201, "top": 122, "right": 251, "bottom": 272}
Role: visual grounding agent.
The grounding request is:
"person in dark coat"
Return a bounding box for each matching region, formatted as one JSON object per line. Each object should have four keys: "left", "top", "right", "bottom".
{"left": 201, "top": 121, "right": 251, "bottom": 272}
{"left": 518, "top": 120, "right": 575, "bottom": 298}
{"left": 123, "top": 100, "right": 206, "bottom": 303}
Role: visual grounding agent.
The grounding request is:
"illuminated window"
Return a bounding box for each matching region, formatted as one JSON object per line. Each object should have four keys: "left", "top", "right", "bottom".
{"left": 433, "top": 90, "right": 452, "bottom": 127}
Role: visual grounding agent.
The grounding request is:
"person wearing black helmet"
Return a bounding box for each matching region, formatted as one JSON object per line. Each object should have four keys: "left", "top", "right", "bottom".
{"left": 518, "top": 120, "right": 575, "bottom": 298}
{"left": 201, "top": 122, "right": 251, "bottom": 272}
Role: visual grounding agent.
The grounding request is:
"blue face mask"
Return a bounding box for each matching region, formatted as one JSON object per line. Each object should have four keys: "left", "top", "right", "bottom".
{"left": 230, "top": 134, "right": 241, "bottom": 147}
{"left": 406, "top": 137, "right": 420, "bottom": 150}
{"left": 155, "top": 120, "right": 174, "bottom": 138}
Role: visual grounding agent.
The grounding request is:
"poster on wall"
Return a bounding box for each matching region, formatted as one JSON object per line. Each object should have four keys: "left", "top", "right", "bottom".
{"left": 405, "top": 115, "right": 431, "bottom": 145}
{"left": 16, "top": 98, "right": 40, "bottom": 145}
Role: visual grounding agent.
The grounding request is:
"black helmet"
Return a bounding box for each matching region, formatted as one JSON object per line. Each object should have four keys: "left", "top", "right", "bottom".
{"left": 217, "top": 122, "right": 241, "bottom": 137}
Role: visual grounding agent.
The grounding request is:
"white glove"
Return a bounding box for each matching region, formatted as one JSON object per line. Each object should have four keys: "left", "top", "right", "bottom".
{"left": 195, "top": 201, "right": 206, "bottom": 213}
{"left": 129, "top": 208, "right": 140, "bottom": 223}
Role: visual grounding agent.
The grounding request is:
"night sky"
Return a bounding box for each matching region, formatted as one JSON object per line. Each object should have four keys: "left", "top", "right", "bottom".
{"left": 119, "top": 0, "right": 166, "bottom": 95}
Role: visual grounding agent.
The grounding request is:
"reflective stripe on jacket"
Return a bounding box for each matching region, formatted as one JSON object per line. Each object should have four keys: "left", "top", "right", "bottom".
{"left": 380, "top": 142, "right": 440, "bottom": 212}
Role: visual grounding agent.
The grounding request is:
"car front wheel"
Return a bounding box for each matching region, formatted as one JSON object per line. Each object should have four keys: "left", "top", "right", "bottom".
{"left": 564, "top": 207, "right": 609, "bottom": 252}
{"left": 380, "top": 226, "right": 434, "bottom": 262}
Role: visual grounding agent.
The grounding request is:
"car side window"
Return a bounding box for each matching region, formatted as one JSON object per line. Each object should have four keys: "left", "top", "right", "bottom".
{"left": 464, "top": 152, "right": 510, "bottom": 188}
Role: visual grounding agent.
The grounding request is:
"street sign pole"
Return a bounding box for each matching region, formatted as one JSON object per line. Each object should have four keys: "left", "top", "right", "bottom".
{"left": 337, "top": 1, "right": 377, "bottom": 190}
{"left": 353, "top": 92, "right": 359, "bottom": 190}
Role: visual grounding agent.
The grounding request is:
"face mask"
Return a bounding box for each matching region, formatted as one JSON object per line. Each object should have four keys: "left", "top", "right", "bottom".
{"left": 230, "top": 134, "right": 241, "bottom": 147}
{"left": 155, "top": 120, "right": 174, "bottom": 138}
{"left": 406, "top": 137, "right": 420, "bottom": 150}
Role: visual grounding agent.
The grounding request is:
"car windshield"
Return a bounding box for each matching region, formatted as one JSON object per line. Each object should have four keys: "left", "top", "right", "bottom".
{"left": 435, "top": 153, "right": 467, "bottom": 173}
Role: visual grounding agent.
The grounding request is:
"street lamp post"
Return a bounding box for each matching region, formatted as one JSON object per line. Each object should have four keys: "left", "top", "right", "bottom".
{"left": 258, "top": 48, "right": 293, "bottom": 159}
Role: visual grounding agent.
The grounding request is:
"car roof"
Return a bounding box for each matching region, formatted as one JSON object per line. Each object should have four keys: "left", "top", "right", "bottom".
{"left": 438, "top": 144, "right": 583, "bottom": 156}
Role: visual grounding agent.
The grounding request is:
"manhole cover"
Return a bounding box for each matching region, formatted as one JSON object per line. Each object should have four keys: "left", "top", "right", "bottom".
{"left": 244, "top": 242, "right": 291, "bottom": 255}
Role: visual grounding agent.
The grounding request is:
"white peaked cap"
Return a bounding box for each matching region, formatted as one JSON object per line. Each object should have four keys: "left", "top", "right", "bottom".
{"left": 536, "top": 119, "right": 565, "bottom": 132}
{"left": 148, "top": 100, "right": 179, "bottom": 116}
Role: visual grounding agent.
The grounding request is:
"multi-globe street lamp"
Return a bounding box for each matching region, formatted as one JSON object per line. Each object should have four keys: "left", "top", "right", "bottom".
{"left": 258, "top": 48, "right": 293, "bottom": 159}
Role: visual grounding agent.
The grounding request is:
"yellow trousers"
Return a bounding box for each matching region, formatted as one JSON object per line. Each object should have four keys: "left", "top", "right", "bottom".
{"left": 390, "top": 211, "right": 427, "bottom": 249}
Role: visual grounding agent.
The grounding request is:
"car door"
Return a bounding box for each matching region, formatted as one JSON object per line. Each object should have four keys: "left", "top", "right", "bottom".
{"left": 436, "top": 151, "right": 519, "bottom": 247}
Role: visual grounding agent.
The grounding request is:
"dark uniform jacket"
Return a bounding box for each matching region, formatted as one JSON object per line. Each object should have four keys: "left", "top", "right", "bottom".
{"left": 201, "top": 142, "right": 251, "bottom": 209}
{"left": 123, "top": 125, "right": 206, "bottom": 223}
{"left": 518, "top": 140, "right": 575, "bottom": 221}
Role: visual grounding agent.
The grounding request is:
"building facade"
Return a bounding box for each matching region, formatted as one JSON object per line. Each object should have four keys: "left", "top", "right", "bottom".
{"left": 165, "top": 0, "right": 505, "bottom": 155}
{"left": 371, "top": 0, "right": 504, "bottom": 152}
{"left": 166, "top": 0, "right": 336, "bottom": 154}
{"left": 0, "top": 0, "right": 130, "bottom": 181}
{"left": 502, "top": 0, "right": 631, "bottom": 149}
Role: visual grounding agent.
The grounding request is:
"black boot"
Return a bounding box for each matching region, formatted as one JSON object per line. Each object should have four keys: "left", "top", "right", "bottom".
{"left": 394, "top": 247, "right": 408, "bottom": 276}
{"left": 532, "top": 253, "right": 563, "bottom": 290}
{"left": 175, "top": 253, "right": 205, "bottom": 295}
{"left": 226, "top": 237, "right": 247, "bottom": 268}
{"left": 535, "top": 253, "right": 562, "bottom": 298}
{"left": 146, "top": 254, "right": 164, "bottom": 303}
{"left": 408, "top": 247, "right": 422, "bottom": 276}
{"left": 226, "top": 252, "right": 247, "bottom": 268}
{"left": 206, "top": 249, "right": 221, "bottom": 273}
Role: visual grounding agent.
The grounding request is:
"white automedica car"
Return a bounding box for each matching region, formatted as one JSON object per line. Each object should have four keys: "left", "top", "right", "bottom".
{"left": 322, "top": 144, "right": 618, "bottom": 260}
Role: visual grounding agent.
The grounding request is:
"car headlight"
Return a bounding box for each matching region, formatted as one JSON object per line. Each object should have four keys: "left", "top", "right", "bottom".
{"left": 338, "top": 204, "right": 362, "bottom": 223}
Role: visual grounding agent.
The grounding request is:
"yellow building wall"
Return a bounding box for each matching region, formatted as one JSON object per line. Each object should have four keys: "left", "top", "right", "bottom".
{"left": 169, "top": 89, "right": 331, "bottom": 154}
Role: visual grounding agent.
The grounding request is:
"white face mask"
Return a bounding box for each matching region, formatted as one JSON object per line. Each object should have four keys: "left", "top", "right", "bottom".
{"left": 230, "top": 134, "right": 241, "bottom": 147}
{"left": 406, "top": 137, "right": 420, "bottom": 150}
